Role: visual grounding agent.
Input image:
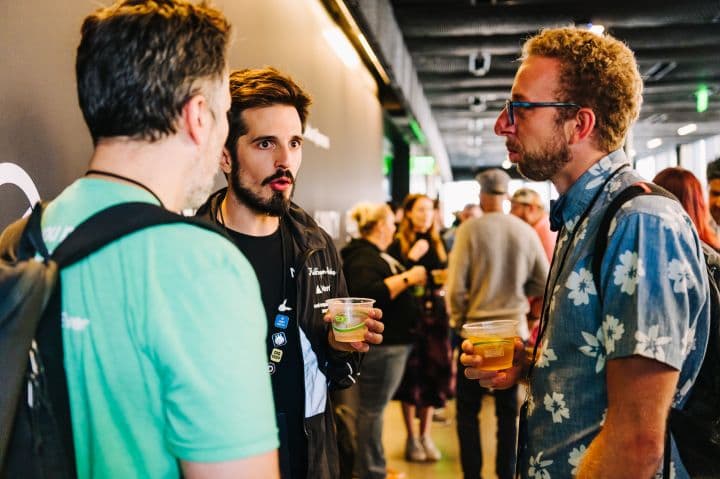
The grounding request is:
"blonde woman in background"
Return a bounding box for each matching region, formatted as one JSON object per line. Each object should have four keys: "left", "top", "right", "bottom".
{"left": 387, "top": 194, "right": 452, "bottom": 463}
{"left": 341, "top": 202, "right": 426, "bottom": 479}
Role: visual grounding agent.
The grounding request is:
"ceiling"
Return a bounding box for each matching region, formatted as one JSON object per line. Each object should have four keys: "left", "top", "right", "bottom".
{"left": 354, "top": 0, "right": 720, "bottom": 179}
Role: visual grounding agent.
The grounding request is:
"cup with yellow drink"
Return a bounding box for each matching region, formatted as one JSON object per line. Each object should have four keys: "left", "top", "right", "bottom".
{"left": 461, "top": 319, "right": 519, "bottom": 371}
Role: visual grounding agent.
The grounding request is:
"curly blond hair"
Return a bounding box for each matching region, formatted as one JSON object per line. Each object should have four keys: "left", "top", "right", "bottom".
{"left": 522, "top": 27, "right": 643, "bottom": 152}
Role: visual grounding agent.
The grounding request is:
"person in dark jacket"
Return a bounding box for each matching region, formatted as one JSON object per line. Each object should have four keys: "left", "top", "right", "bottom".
{"left": 342, "top": 202, "right": 427, "bottom": 479}
{"left": 196, "top": 67, "right": 384, "bottom": 479}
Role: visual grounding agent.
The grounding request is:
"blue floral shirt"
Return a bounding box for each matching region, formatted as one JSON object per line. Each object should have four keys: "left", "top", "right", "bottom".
{"left": 521, "top": 150, "right": 710, "bottom": 479}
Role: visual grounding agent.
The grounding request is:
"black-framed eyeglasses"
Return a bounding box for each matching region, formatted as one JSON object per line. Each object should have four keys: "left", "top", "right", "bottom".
{"left": 503, "top": 100, "right": 581, "bottom": 125}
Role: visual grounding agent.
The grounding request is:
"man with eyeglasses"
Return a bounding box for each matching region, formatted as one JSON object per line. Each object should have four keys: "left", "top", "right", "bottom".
{"left": 462, "top": 27, "right": 710, "bottom": 479}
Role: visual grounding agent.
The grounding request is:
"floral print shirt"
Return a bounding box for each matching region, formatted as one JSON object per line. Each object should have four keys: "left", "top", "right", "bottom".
{"left": 521, "top": 150, "right": 710, "bottom": 479}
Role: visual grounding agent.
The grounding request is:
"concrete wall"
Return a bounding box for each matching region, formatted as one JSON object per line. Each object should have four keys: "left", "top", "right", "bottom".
{"left": 0, "top": 0, "right": 385, "bottom": 242}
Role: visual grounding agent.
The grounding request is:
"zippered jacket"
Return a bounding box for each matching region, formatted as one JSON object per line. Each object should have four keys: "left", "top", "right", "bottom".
{"left": 196, "top": 188, "right": 358, "bottom": 478}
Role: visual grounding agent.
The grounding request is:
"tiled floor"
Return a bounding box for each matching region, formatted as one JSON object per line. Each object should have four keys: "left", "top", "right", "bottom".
{"left": 381, "top": 396, "right": 500, "bottom": 479}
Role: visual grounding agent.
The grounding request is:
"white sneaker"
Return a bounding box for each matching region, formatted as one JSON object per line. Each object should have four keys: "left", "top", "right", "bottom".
{"left": 405, "top": 437, "right": 427, "bottom": 462}
{"left": 420, "top": 435, "right": 442, "bottom": 462}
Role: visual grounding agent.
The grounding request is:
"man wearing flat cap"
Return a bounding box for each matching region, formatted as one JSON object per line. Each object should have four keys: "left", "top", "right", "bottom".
{"left": 510, "top": 188, "right": 556, "bottom": 262}
{"left": 446, "top": 168, "right": 549, "bottom": 479}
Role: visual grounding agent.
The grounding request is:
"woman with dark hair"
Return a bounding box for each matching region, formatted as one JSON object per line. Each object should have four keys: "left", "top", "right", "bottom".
{"left": 387, "top": 193, "right": 452, "bottom": 463}
{"left": 341, "top": 202, "right": 426, "bottom": 479}
{"left": 653, "top": 167, "right": 720, "bottom": 250}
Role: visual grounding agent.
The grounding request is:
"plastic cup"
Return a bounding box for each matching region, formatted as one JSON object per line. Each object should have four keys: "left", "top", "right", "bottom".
{"left": 462, "top": 319, "right": 519, "bottom": 371}
{"left": 431, "top": 269, "right": 447, "bottom": 285}
{"left": 327, "top": 297, "right": 375, "bottom": 342}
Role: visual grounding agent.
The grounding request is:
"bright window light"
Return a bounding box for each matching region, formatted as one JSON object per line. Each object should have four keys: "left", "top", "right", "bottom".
{"left": 323, "top": 27, "right": 360, "bottom": 69}
{"left": 439, "top": 180, "right": 480, "bottom": 228}
{"left": 677, "top": 123, "right": 698, "bottom": 136}
{"left": 647, "top": 138, "right": 663, "bottom": 149}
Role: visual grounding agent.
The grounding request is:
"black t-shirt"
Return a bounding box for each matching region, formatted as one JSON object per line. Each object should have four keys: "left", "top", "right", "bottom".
{"left": 226, "top": 226, "right": 307, "bottom": 479}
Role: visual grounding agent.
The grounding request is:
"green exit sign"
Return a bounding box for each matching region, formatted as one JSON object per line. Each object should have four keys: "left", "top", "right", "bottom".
{"left": 696, "top": 85, "right": 709, "bottom": 113}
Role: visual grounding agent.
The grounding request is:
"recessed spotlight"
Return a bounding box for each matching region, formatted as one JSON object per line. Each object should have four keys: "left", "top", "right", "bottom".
{"left": 647, "top": 138, "right": 663, "bottom": 149}
{"left": 589, "top": 24, "right": 605, "bottom": 35}
{"left": 677, "top": 123, "right": 697, "bottom": 136}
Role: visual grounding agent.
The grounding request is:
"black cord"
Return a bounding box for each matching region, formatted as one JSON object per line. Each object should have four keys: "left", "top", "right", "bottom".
{"left": 85, "top": 169, "right": 164, "bottom": 208}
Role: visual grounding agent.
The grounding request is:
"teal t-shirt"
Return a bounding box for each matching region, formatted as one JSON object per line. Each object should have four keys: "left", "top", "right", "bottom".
{"left": 42, "top": 179, "right": 278, "bottom": 478}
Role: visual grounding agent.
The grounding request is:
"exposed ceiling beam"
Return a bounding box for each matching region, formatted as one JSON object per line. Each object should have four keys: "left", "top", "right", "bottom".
{"left": 406, "top": 24, "right": 720, "bottom": 55}
{"left": 395, "top": 1, "right": 720, "bottom": 37}
{"left": 345, "top": 0, "right": 453, "bottom": 181}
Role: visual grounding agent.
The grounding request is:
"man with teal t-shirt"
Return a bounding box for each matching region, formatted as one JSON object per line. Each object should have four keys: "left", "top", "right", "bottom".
{"left": 39, "top": 1, "right": 279, "bottom": 477}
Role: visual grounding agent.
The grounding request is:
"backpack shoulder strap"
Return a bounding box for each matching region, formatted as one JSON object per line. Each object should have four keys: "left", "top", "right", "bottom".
{"left": 0, "top": 202, "right": 49, "bottom": 263}
{"left": 589, "top": 182, "right": 677, "bottom": 479}
{"left": 49, "top": 202, "right": 228, "bottom": 268}
{"left": 591, "top": 182, "right": 677, "bottom": 298}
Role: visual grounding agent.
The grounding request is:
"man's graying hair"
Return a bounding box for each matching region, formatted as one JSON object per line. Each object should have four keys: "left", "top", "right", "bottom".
{"left": 76, "top": 0, "right": 231, "bottom": 144}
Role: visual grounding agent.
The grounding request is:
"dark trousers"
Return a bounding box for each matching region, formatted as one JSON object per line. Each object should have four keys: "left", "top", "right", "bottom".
{"left": 455, "top": 352, "right": 519, "bottom": 479}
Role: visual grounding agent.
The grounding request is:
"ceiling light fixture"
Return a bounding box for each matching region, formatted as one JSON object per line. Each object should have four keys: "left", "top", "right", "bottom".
{"left": 468, "top": 51, "right": 491, "bottom": 77}
{"left": 647, "top": 138, "right": 663, "bottom": 149}
{"left": 357, "top": 33, "right": 390, "bottom": 84}
{"left": 578, "top": 21, "right": 605, "bottom": 35}
{"left": 467, "top": 118, "right": 485, "bottom": 131}
{"left": 468, "top": 96, "right": 487, "bottom": 112}
{"left": 677, "top": 123, "right": 698, "bottom": 136}
{"left": 589, "top": 24, "right": 605, "bottom": 35}
{"left": 322, "top": 27, "right": 360, "bottom": 69}
{"left": 329, "top": 0, "right": 390, "bottom": 84}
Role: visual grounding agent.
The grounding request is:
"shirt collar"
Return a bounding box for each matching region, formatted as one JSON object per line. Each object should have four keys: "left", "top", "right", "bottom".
{"left": 554, "top": 149, "right": 629, "bottom": 233}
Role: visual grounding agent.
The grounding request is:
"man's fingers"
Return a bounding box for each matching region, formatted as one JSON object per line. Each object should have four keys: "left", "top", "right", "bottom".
{"left": 368, "top": 307, "right": 383, "bottom": 320}
{"left": 460, "top": 352, "right": 483, "bottom": 368}
{"left": 460, "top": 339, "right": 475, "bottom": 354}
{"left": 363, "top": 330, "right": 383, "bottom": 345}
{"left": 365, "top": 318, "right": 384, "bottom": 334}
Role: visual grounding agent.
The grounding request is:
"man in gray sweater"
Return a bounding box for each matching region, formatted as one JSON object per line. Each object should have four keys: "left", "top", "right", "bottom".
{"left": 446, "top": 168, "right": 548, "bottom": 479}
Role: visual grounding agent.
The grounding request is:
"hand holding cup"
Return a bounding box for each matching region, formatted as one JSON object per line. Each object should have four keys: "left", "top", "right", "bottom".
{"left": 460, "top": 320, "right": 526, "bottom": 389}
{"left": 324, "top": 297, "right": 384, "bottom": 353}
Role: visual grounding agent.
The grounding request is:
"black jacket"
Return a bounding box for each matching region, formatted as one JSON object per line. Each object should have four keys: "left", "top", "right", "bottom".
{"left": 341, "top": 238, "right": 417, "bottom": 345}
{"left": 196, "top": 188, "right": 357, "bottom": 479}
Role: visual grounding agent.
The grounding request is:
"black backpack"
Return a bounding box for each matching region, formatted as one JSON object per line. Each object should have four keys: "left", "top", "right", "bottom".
{"left": 592, "top": 182, "right": 720, "bottom": 478}
{"left": 0, "top": 201, "right": 226, "bottom": 478}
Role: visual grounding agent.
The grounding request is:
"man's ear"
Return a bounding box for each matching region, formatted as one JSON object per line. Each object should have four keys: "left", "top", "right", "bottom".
{"left": 568, "top": 107, "right": 596, "bottom": 145}
{"left": 181, "top": 94, "right": 208, "bottom": 145}
{"left": 220, "top": 147, "right": 232, "bottom": 175}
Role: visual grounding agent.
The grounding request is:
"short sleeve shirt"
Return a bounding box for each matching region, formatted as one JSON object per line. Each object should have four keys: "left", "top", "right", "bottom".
{"left": 522, "top": 150, "right": 710, "bottom": 479}
{"left": 43, "top": 179, "right": 278, "bottom": 479}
